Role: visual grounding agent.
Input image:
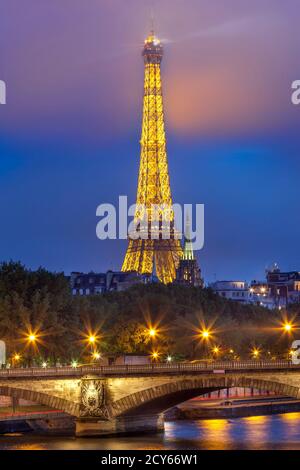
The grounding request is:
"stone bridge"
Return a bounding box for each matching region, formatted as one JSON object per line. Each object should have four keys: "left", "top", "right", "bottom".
{"left": 1, "top": 361, "right": 300, "bottom": 436}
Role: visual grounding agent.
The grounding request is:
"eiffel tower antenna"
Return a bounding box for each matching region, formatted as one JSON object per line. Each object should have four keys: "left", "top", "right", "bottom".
{"left": 150, "top": 2, "right": 155, "bottom": 33}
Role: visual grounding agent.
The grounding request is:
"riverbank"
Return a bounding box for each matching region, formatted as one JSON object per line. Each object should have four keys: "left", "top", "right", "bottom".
{"left": 166, "top": 396, "right": 300, "bottom": 420}
{"left": 0, "top": 410, "right": 75, "bottom": 434}
{"left": 2, "top": 396, "right": 300, "bottom": 435}
{"left": 2, "top": 413, "right": 300, "bottom": 450}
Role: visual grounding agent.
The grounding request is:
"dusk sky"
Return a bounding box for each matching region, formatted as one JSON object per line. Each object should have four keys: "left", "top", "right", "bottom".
{"left": 0, "top": 0, "right": 299, "bottom": 282}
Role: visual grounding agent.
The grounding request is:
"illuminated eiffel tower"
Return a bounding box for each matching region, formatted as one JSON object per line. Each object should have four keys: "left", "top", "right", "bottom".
{"left": 122, "top": 32, "right": 182, "bottom": 284}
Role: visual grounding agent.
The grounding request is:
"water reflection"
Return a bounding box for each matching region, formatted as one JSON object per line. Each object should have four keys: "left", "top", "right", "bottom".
{"left": 2, "top": 413, "right": 300, "bottom": 450}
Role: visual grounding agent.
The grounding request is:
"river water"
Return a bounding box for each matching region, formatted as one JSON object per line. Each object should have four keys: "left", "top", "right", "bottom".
{"left": 1, "top": 413, "right": 300, "bottom": 450}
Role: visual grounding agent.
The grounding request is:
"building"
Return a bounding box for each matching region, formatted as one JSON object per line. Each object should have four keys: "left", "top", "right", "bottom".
{"left": 210, "top": 281, "right": 249, "bottom": 303}
{"left": 70, "top": 271, "right": 146, "bottom": 296}
{"left": 248, "top": 280, "right": 274, "bottom": 308}
{"left": 266, "top": 264, "right": 300, "bottom": 307}
{"left": 176, "top": 216, "right": 203, "bottom": 287}
{"left": 211, "top": 265, "right": 300, "bottom": 309}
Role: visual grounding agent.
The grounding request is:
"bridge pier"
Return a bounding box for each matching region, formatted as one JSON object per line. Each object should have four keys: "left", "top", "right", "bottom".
{"left": 75, "top": 413, "right": 164, "bottom": 437}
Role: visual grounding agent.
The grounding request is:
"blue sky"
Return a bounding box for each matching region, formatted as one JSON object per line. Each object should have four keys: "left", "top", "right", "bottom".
{"left": 0, "top": 0, "right": 299, "bottom": 281}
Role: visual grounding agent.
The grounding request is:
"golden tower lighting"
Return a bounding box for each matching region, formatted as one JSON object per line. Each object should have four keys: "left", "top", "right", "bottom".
{"left": 122, "top": 32, "right": 182, "bottom": 284}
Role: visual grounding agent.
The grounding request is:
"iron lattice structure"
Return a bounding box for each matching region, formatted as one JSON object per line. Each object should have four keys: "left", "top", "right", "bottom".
{"left": 122, "top": 32, "right": 182, "bottom": 284}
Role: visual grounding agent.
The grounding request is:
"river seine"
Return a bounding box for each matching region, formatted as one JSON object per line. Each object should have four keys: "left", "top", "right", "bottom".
{"left": 1, "top": 413, "right": 300, "bottom": 450}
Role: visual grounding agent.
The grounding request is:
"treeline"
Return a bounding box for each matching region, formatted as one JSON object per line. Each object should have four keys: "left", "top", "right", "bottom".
{"left": 0, "top": 261, "right": 298, "bottom": 365}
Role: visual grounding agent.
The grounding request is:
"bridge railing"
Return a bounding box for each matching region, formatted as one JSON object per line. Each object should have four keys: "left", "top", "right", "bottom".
{"left": 0, "top": 360, "right": 298, "bottom": 378}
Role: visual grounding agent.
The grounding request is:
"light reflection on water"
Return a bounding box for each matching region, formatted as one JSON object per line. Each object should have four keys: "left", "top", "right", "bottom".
{"left": 2, "top": 413, "right": 300, "bottom": 450}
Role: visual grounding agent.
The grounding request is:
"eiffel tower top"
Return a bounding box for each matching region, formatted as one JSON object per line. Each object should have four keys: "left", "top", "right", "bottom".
{"left": 143, "top": 31, "right": 163, "bottom": 64}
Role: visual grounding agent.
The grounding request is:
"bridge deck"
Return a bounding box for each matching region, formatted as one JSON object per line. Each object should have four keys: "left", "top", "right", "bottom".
{"left": 0, "top": 361, "right": 298, "bottom": 379}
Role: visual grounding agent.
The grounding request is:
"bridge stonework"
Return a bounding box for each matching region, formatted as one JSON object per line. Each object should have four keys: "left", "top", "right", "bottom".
{"left": 0, "top": 378, "right": 81, "bottom": 416}
{"left": 76, "top": 372, "right": 300, "bottom": 436}
{"left": 2, "top": 366, "right": 300, "bottom": 436}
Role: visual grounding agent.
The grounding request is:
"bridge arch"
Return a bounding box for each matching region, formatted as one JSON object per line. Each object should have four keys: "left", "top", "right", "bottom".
{"left": 0, "top": 385, "right": 80, "bottom": 416}
{"left": 109, "top": 376, "right": 300, "bottom": 417}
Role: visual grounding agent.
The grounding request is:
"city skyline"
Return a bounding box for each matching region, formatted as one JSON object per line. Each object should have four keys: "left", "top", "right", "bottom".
{"left": 0, "top": 1, "right": 300, "bottom": 282}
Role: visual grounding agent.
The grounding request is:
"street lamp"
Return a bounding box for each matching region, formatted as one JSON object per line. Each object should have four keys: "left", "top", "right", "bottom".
{"left": 166, "top": 355, "right": 172, "bottom": 363}
{"left": 88, "top": 335, "right": 96, "bottom": 344}
{"left": 200, "top": 330, "right": 210, "bottom": 340}
{"left": 92, "top": 352, "right": 101, "bottom": 361}
{"left": 28, "top": 334, "right": 36, "bottom": 343}
{"left": 26, "top": 331, "right": 39, "bottom": 367}
{"left": 151, "top": 351, "right": 160, "bottom": 361}
{"left": 13, "top": 353, "right": 21, "bottom": 367}
{"left": 148, "top": 328, "right": 157, "bottom": 338}
{"left": 252, "top": 348, "right": 260, "bottom": 359}
{"left": 282, "top": 322, "right": 293, "bottom": 333}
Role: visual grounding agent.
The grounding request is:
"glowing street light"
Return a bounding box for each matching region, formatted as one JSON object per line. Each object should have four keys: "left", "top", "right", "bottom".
{"left": 151, "top": 351, "right": 160, "bottom": 361}
{"left": 88, "top": 335, "right": 96, "bottom": 344}
{"left": 212, "top": 346, "right": 220, "bottom": 355}
{"left": 42, "top": 362, "right": 47, "bottom": 368}
{"left": 13, "top": 353, "right": 21, "bottom": 366}
{"left": 28, "top": 334, "right": 36, "bottom": 343}
{"left": 200, "top": 330, "right": 211, "bottom": 340}
{"left": 24, "top": 330, "right": 40, "bottom": 367}
{"left": 93, "top": 352, "right": 101, "bottom": 361}
{"left": 71, "top": 360, "right": 78, "bottom": 368}
{"left": 166, "top": 355, "right": 172, "bottom": 362}
{"left": 148, "top": 328, "right": 157, "bottom": 338}
{"left": 282, "top": 322, "right": 293, "bottom": 333}
{"left": 252, "top": 348, "right": 260, "bottom": 359}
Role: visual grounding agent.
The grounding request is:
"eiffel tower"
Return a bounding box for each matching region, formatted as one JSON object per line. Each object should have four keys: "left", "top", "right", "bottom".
{"left": 122, "top": 32, "right": 182, "bottom": 284}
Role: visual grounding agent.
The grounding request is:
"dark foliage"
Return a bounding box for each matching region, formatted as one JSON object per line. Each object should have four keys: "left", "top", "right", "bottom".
{"left": 0, "top": 261, "right": 298, "bottom": 364}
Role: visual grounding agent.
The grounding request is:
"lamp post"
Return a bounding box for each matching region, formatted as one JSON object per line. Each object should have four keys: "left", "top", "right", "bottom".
{"left": 199, "top": 329, "right": 211, "bottom": 359}
{"left": 148, "top": 328, "right": 157, "bottom": 339}
{"left": 12, "top": 353, "right": 21, "bottom": 368}
{"left": 282, "top": 322, "right": 293, "bottom": 333}
{"left": 92, "top": 351, "right": 101, "bottom": 362}
{"left": 252, "top": 348, "right": 260, "bottom": 359}
{"left": 88, "top": 335, "right": 96, "bottom": 345}
{"left": 27, "top": 333, "right": 37, "bottom": 367}
{"left": 212, "top": 346, "right": 220, "bottom": 360}
{"left": 151, "top": 351, "right": 160, "bottom": 363}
